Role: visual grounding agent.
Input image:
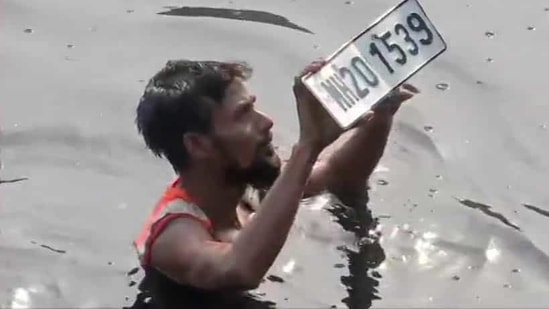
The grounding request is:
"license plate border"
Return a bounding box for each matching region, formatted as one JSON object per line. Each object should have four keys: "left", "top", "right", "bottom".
{"left": 302, "top": 0, "right": 448, "bottom": 129}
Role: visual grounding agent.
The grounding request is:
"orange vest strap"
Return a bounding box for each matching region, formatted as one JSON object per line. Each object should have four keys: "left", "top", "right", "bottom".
{"left": 134, "top": 177, "right": 213, "bottom": 266}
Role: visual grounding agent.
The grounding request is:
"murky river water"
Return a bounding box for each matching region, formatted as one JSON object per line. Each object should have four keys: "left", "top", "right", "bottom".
{"left": 2, "top": 0, "right": 549, "bottom": 307}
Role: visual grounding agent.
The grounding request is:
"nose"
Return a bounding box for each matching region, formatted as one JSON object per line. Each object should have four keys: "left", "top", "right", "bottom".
{"left": 257, "top": 110, "right": 274, "bottom": 132}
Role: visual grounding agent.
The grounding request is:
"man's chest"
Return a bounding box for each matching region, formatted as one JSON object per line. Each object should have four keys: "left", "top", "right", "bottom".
{"left": 212, "top": 201, "right": 254, "bottom": 243}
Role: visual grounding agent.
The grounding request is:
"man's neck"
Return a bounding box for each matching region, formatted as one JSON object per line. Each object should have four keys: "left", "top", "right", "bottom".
{"left": 178, "top": 164, "right": 246, "bottom": 228}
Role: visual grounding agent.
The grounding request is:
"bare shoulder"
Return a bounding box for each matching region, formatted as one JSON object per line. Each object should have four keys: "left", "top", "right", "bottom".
{"left": 150, "top": 217, "right": 215, "bottom": 267}
{"left": 148, "top": 217, "right": 239, "bottom": 289}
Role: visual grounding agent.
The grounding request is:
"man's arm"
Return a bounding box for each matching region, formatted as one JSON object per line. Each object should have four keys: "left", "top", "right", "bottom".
{"left": 151, "top": 142, "right": 320, "bottom": 290}
{"left": 304, "top": 84, "right": 419, "bottom": 205}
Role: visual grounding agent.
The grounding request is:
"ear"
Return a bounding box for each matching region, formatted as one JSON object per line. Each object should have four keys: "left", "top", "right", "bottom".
{"left": 183, "top": 132, "right": 215, "bottom": 160}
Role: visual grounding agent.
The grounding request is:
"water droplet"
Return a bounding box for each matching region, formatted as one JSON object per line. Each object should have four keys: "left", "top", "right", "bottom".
{"left": 266, "top": 274, "right": 285, "bottom": 283}
{"left": 376, "top": 179, "right": 389, "bottom": 186}
{"left": 66, "top": 44, "right": 74, "bottom": 49}
{"left": 127, "top": 267, "right": 139, "bottom": 276}
{"left": 333, "top": 263, "right": 345, "bottom": 269}
{"left": 486, "top": 58, "right": 494, "bottom": 63}
{"left": 423, "top": 125, "right": 434, "bottom": 133}
{"left": 428, "top": 297, "right": 434, "bottom": 302}
{"left": 429, "top": 188, "right": 438, "bottom": 194}
{"left": 513, "top": 210, "right": 518, "bottom": 214}
{"left": 313, "top": 44, "right": 319, "bottom": 49}
{"left": 129, "top": 280, "right": 136, "bottom": 287}
{"left": 89, "top": 26, "right": 97, "bottom": 32}
{"left": 545, "top": 7, "right": 549, "bottom": 11}
{"left": 512, "top": 268, "right": 520, "bottom": 273}
{"left": 527, "top": 26, "right": 536, "bottom": 31}
{"left": 23, "top": 28, "right": 33, "bottom": 34}
{"left": 436, "top": 175, "right": 443, "bottom": 180}
{"left": 371, "top": 270, "right": 382, "bottom": 278}
{"left": 539, "top": 124, "right": 547, "bottom": 129}
{"left": 506, "top": 185, "right": 512, "bottom": 190}
{"left": 108, "top": 261, "right": 114, "bottom": 266}
{"left": 436, "top": 83, "right": 449, "bottom": 91}
{"left": 126, "top": 9, "right": 134, "bottom": 13}
{"left": 476, "top": 80, "right": 484, "bottom": 85}
{"left": 344, "top": 0, "right": 354, "bottom": 4}
{"left": 503, "top": 283, "right": 511, "bottom": 288}
{"left": 138, "top": 79, "right": 145, "bottom": 83}
{"left": 451, "top": 275, "right": 461, "bottom": 281}
{"left": 484, "top": 31, "right": 495, "bottom": 38}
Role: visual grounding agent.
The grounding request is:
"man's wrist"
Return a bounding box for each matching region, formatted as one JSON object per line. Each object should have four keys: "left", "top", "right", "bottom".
{"left": 293, "top": 140, "right": 321, "bottom": 163}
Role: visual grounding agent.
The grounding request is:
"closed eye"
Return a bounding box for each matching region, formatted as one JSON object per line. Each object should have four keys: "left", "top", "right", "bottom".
{"left": 233, "top": 96, "right": 256, "bottom": 119}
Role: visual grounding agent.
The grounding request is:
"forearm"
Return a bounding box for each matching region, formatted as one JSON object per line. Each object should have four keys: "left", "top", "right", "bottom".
{"left": 325, "top": 115, "right": 393, "bottom": 194}
{"left": 229, "top": 142, "right": 319, "bottom": 282}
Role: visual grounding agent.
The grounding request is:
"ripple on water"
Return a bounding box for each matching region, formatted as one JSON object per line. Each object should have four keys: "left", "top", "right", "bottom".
{"left": 436, "top": 83, "right": 449, "bottom": 91}
{"left": 376, "top": 179, "right": 389, "bottom": 186}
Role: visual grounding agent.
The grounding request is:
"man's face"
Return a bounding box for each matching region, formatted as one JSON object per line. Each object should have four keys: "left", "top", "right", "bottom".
{"left": 209, "top": 78, "right": 281, "bottom": 189}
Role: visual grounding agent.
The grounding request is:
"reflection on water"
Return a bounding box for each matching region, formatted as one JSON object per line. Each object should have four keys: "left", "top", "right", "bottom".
{"left": 125, "top": 191, "right": 386, "bottom": 309}
{"left": 10, "top": 288, "right": 31, "bottom": 309}
{"left": 157, "top": 6, "right": 313, "bottom": 34}
{"left": 125, "top": 267, "right": 276, "bottom": 309}
{"left": 327, "top": 194, "right": 385, "bottom": 309}
{"left": 522, "top": 203, "right": 549, "bottom": 218}
{"left": 455, "top": 198, "right": 521, "bottom": 231}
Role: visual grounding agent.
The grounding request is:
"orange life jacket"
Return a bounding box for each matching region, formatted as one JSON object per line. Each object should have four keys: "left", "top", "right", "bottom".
{"left": 133, "top": 177, "right": 213, "bottom": 267}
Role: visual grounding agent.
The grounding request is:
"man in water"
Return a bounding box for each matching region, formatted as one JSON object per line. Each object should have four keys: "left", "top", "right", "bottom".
{"left": 132, "top": 59, "right": 417, "bottom": 299}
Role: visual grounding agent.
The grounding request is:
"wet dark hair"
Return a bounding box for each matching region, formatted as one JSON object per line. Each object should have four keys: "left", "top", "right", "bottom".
{"left": 136, "top": 59, "right": 252, "bottom": 172}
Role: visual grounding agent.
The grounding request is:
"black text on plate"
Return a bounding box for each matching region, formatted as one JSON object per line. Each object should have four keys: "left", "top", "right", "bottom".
{"left": 320, "top": 12, "right": 434, "bottom": 112}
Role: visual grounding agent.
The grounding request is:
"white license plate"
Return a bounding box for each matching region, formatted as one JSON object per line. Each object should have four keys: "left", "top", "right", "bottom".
{"left": 302, "top": 0, "right": 447, "bottom": 129}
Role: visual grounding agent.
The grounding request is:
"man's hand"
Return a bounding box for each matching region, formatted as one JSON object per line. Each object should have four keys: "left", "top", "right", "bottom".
{"left": 369, "top": 83, "right": 420, "bottom": 120}
{"left": 293, "top": 59, "right": 343, "bottom": 153}
{"left": 303, "top": 82, "right": 421, "bottom": 206}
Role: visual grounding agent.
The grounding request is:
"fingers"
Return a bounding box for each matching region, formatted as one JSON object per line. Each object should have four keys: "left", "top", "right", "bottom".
{"left": 393, "top": 91, "right": 414, "bottom": 102}
{"left": 402, "top": 83, "right": 420, "bottom": 94}
{"left": 298, "top": 59, "right": 327, "bottom": 78}
{"left": 294, "top": 59, "right": 327, "bottom": 95}
{"left": 387, "top": 83, "right": 419, "bottom": 101}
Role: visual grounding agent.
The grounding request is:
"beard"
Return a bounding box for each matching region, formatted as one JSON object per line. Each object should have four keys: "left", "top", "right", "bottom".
{"left": 220, "top": 141, "right": 280, "bottom": 190}
{"left": 236, "top": 156, "right": 280, "bottom": 189}
{"left": 212, "top": 135, "right": 281, "bottom": 190}
{"left": 226, "top": 152, "right": 281, "bottom": 190}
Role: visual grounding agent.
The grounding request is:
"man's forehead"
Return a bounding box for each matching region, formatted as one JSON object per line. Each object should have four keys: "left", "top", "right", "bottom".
{"left": 224, "top": 78, "right": 252, "bottom": 102}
